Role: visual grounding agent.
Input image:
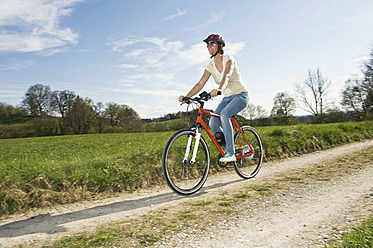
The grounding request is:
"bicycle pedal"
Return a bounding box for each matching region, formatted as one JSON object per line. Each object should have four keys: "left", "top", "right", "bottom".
{"left": 218, "top": 162, "right": 227, "bottom": 168}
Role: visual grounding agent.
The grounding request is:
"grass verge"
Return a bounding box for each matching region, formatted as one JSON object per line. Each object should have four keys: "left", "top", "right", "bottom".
{"left": 325, "top": 217, "right": 373, "bottom": 248}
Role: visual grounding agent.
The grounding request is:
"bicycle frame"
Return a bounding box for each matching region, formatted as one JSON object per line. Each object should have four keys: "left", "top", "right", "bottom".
{"left": 163, "top": 91, "right": 263, "bottom": 194}
{"left": 193, "top": 105, "right": 254, "bottom": 160}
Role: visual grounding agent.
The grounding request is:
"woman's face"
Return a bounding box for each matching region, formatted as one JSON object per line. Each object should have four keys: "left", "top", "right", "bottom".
{"left": 207, "top": 41, "right": 218, "bottom": 55}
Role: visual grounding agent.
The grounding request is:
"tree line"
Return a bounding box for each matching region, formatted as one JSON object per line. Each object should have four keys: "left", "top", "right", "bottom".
{"left": 0, "top": 85, "right": 142, "bottom": 138}
{"left": 1, "top": 44, "right": 372, "bottom": 138}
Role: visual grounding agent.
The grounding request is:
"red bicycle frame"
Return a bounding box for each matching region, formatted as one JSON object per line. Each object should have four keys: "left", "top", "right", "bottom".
{"left": 195, "top": 106, "right": 254, "bottom": 159}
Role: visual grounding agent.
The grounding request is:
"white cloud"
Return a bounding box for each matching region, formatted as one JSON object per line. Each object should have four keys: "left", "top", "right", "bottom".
{"left": 115, "top": 88, "right": 181, "bottom": 97}
{"left": 185, "top": 11, "right": 226, "bottom": 33}
{"left": 198, "top": 11, "right": 226, "bottom": 28}
{"left": 351, "top": 55, "right": 369, "bottom": 63}
{"left": 0, "top": 61, "right": 33, "bottom": 71}
{"left": 116, "top": 64, "right": 139, "bottom": 69}
{"left": 163, "top": 8, "right": 188, "bottom": 21}
{"left": 0, "top": 0, "right": 83, "bottom": 53}
{"left": 134, "top": 103, "right": 172, "bottom": 119}
{"left": 225, "top": 42, "right": 245, "bottom": 55}
{"left": 112, "top": 36, "right": 209, "bottom": 70}
{"left": 0, "top": 90, "right": 24, "bottom": 98}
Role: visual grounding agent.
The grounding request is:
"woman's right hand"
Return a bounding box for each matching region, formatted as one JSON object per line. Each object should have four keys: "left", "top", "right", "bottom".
{"left": 178, "top": 95, "right": 185, "bottom": 102}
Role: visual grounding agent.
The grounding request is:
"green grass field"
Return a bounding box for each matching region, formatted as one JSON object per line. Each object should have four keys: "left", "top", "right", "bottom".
{"left": 1, "top": 121, "right": 372, "bottom": 215}
{"left": 326, "top": 216, "right": 373, "bottom": 248}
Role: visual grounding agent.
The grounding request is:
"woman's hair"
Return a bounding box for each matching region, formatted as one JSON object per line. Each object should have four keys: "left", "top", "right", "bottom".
{"left": 218, "top": 43, "right": 224, "bottom": 55}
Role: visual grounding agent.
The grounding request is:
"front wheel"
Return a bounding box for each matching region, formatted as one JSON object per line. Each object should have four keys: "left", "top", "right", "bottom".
{"left": 162, "top": 129, "right": 210, "bottom": 195}
{"left": 233, "top": 126, "right": 263, "bottom": 179}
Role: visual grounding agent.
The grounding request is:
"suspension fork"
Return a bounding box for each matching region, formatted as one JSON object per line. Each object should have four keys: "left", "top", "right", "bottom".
{"left": 183, "top": 126, "right": 202, "bottom": 164}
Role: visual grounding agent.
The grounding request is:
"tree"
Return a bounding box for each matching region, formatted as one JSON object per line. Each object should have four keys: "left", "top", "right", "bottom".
{"left": 22, "top": 84, "right": 54, "bottom": 116}
{"left": 341, "top": 45, "right": 373, "bottom": 120}
{"left": 363, "top": 44, "right": 373, "bottom": 83}
{"left": 255, "top": 105, "right": 267, "bottom": 119}
{"left": 105, "top": 102, "right": 121, "bottom": 128}
{"left": 67, "top": 97, "right": 96, "bottom": 134}
{"left": 241, "top": 103, "right": 268, "bottom": 126}
{"left": 53, "top": 90, "right": 76, "bottom": 134}
{"left": 241, "top": 103, "right": 257, "bottom": 124}
{"left": 362, "top": 44, "right": 373, "bottom": 115}
{"left": 104, "top": 103, "right": 142, "bottom": 132}
{"left": 295, "top": 68, "right": 332, "bottom": 119}
{"left": 322, "top": 106, "right": 348, "bottom": 123}
{"left": 0, "top": 102, "right": 27, "bottom": 117}
{"left": 115, "top": 104, "right": 142, "bottom": 132}
{"left": 95, "top": 102, "right": 107, "bottom": 133}
{"left": 271, "top": 92, "right": 297, "bottom": 125}
{"left": 341, "top": 76, "right": 370, "bottom": 120}
{"left": 53, "top": 90, "right": 76, "bottom": 118}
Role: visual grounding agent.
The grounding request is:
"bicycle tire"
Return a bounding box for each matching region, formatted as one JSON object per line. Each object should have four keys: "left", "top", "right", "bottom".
{"left": 233, "top": 126, "right": 263, "bottom": 179}
{"left": 162, "top": 129, "right": 210, "bottom": 195}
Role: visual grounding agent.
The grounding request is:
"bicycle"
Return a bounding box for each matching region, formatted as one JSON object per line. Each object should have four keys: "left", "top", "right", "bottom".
{"left": 162, "top": 91, "right": 263, "bottom": 195}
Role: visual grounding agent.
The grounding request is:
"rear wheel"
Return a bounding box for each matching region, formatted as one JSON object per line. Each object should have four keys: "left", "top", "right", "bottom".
{"left": 233, "top": 126, "right": 263, "bottom": 179}
{"left": 162, "top": 129, "right": 210, "bottom": 195}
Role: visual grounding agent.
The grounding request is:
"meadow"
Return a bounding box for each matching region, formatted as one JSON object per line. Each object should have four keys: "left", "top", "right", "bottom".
{"left": 1, "top": 121, "right": 372, "bottom": 215}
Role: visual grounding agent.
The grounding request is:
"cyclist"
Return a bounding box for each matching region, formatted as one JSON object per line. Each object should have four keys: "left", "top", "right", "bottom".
{"left": 178, "top": 34, "right": 249, "bottom": 162}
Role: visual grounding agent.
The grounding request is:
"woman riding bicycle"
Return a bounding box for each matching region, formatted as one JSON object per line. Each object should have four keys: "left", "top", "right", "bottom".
{"left": 178, "top": 34, "right": 249, "bottom": 163}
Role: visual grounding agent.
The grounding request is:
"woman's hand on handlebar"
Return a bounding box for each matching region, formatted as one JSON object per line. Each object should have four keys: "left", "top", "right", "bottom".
{"left": 178, "top": 95, "right": 185, "bottom": 102}
{"left": 210, "top": 89, "right": 221, "bottom": 97}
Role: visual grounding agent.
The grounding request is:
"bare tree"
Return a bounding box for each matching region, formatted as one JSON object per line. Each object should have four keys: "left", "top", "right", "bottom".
{"left": 53, "top": 90, "right": 76, "bottom": 118}
{"left": 241, "top": 103, "right": 268, "bottom": 126}
{"left": 22, "top": 84, "right": 54, "bottom": 116}
{"left": 255, "top": 105, "right": 268, "bottom": 119}
{"left": 295, "top": 68, "right": 332, "bottom": 117}
{"left": 241, "top": 103, "right": 257, "bottom": 124}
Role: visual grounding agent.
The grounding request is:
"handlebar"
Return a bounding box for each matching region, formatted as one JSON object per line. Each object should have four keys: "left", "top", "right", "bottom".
{"left": 182, "top": 91, "right": 221, "bottom": 104}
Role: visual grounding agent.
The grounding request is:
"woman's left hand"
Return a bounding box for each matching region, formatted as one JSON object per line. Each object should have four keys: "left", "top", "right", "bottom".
{"left": 210, "top": 89, "right": 221, "bottom": 97}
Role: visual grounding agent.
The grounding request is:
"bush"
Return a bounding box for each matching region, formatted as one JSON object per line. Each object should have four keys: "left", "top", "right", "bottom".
{"left": 0, "top": 123, "right": 36, "bottom": 138}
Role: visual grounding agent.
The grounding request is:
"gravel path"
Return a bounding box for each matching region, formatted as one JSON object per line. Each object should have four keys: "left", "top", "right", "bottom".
{"left": 155, "top": 164, "right": 373, "bottom": 247}
{"left": 0, "top": 140, "right": 372, "bottom": 247}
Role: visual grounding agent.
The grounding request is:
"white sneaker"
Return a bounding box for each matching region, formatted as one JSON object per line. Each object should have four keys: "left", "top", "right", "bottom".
{"left": 219, "top": 153, "right": 236, "bottom": 162}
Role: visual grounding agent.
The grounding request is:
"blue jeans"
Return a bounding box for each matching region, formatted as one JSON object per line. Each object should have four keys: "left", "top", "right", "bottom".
{"left": 209, "top": 92, "right": 249, "bottom": 154}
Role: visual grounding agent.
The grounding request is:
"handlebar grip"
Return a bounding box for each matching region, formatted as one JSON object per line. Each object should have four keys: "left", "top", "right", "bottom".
{"left": 183, "top": 97, "right": 191, "bottom": 103}
{"left": 217, "top": 91, "right": 222, "bottom": 95}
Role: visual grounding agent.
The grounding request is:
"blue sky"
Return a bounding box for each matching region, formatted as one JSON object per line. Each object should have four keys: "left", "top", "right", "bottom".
{"left": 1, "top": 0, "right": 373, "bottom": 118}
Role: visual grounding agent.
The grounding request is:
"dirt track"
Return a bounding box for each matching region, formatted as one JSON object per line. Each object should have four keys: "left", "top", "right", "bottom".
{"left": 0, "top": 140, "right": 372, "bottom": 247}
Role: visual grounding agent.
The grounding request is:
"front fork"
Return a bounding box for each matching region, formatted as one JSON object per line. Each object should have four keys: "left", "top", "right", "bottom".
{"left": 183, "top": 127, "right": 202, "bottom": 164}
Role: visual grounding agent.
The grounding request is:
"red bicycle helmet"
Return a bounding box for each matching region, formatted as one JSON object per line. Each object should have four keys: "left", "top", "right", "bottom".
{"left": 203, "top": 34, "right": 225, "bottom": 47}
